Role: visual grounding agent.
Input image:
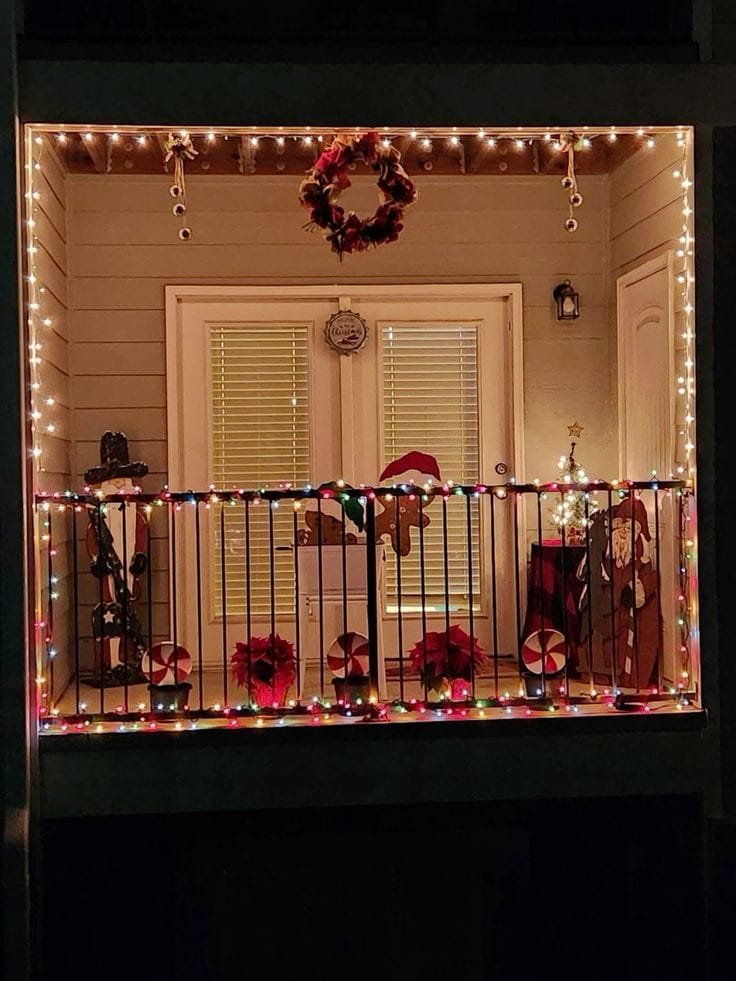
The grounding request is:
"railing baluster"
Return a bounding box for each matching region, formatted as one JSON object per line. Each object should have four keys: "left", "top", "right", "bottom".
{"left": 465, "top": 493, "right": 476, "bottom": 702}
{"left": 120, "top": 502, "right": 129, "bottom": 712}
{"left": 147, "top": 507, "right": 154, "bottom": 712}
{"left": 268, "top": 500, "right": 276, "bottom": 705}
{"left": 316, "top": 496, "right": 325, "bottom": 700}
{"left": 72, "top": 505, "right": 80, "bottom": 714}
{"left": 47, "top": 507, "right": 54, "bottom": 709}
{"left": 364, "top": 495, "right": 380, "bottom": 702}
{"left": 194, "top": 501, "right": 203, "bottom": 710}
{"left": 395, "top": 495, "right": 404, "bottom": 703}
{"left": 340, "top": 507, "right": 348, "bottom": 699}
{"left": 583, "top": 495, "right": 594, "bottom": 695}
{"left": 293, "top": 506, "right": 301, "bottom": 702}
{"left": 171, "top": 502, "right": 178, "bottom": 667}
{"left": 653, "top": 487, "right": 664, "bottom": 693}
{"left": 535, "top": 490, "right": 547, "bottom": 699}
{"left": 678, "top": 490, "right": 690, "bottom": 687}
{"left": 559, "top": 495, "right": 570, "bottom": 704}
{"left": 606, "top": 489, "right": 618, "bottom": 694}
{"left": 417, "top": 494, "right": 428, "bottom": 703}
{"left": 441, "top": 494, "right": 450, "bottom": 639}
{"left": 630, "top": 491, "right": 639, "bottom": 691}
{"left": 172, "top": 508, "right": 179, "bottom": 710}
{"left": 244, "top": 499, "right": 252, "bottom": 707}
{"left": 512, "top": 489, "right": 523, "bottom": 698}
{"left": 96, "top": 503, "right": 105, "bottom": 716}
{"left": 489, "top": 491, "right": 500, "bottom": 700}
{"left": 219, "top": 503, "right": 227, "bottom": 707}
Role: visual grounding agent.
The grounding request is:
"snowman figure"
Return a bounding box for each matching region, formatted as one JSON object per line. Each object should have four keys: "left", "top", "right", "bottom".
{"left": 84, "top": 431, "right": 150, "bottom": 686}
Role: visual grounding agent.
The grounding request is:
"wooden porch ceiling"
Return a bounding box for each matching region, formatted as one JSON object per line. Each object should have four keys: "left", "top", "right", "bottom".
{"left": 50, "top": 130, "right": 643, "bottom": 177}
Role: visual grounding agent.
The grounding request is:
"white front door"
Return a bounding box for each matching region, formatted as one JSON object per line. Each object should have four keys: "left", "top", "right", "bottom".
{"left": 617, "top": 253, "right": 675, "bottom": 481}
{"left": 167, "top": 285, "right": 523, "bottom": 694}
{"left": 617, "top": 254, "right": 677, "bottom": 683}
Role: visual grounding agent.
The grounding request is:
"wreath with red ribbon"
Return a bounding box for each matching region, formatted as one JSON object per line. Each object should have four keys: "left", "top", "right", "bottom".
{"left": 299, "top": 131, "right": 417, "bottom": 258}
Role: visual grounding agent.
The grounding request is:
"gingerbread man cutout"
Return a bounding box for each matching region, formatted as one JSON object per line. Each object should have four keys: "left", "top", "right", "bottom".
{"left": 375, "top": 495, "right": 433, "bottom": 556}
{"left": 298, "top": 508, "right": 358, "bottom": 545}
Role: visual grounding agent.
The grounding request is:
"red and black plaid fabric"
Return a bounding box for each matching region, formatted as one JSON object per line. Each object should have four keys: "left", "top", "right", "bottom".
{"left": 520, "top": 541, "right": 586, "bottom": 674}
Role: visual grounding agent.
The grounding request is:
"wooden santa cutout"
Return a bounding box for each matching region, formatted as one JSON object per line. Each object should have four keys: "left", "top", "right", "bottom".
{"left": 577, "top": 494, "right": 660, "bottom": 688}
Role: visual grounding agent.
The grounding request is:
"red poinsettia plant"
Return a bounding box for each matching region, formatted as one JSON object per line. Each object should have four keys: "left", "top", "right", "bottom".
{"left": 231, "top": 633, "right": 296, "bottom": 706}
{"left": 409, "top": 625, "right": 485, "bottom": 697}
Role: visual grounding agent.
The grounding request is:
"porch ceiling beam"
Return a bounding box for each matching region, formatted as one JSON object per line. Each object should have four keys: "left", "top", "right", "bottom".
{"left": 238, "top": 135, "right": 256, "bottom": 175}
{"left": 155, "top": 132, "right": 170, "bottom": 173}
{"left": 82, "top": 132, "right": 108, "bottom": 173}
{"left": 465, "top": 138, "right": 490, "bottom": 175}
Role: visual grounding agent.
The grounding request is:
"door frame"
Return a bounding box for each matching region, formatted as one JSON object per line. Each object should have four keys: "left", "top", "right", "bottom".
{"left": 165, "top": 283, "right": 526, "bottom": 658}
{"left": 616, "top": 252, "right": 676, "bottom": 478}
{"left": 166, "top": 283, "right": 526, "bottom": 488}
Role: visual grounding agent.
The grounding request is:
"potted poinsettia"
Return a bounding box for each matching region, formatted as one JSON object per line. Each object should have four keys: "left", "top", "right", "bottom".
{"left": 231, "top": 633, "right": 296, "bottom": 708}
{"left": 408, "top": 625, "right": 485, "bottom": 701}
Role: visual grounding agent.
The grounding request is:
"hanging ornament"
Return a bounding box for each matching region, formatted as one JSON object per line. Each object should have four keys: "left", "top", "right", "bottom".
{"left": 164, "top": 132, "right": 198, "bottom": 241}
{"left": 558, "top": 131, "right": 584, "bottom": 233}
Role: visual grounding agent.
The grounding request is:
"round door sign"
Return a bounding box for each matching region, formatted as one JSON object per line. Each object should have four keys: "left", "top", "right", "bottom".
{"left": 324, "top": 310, "right": 368, "bottom": 354}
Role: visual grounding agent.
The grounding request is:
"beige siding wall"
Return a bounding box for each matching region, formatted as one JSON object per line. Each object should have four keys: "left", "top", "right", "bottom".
{"left": 34, "top": 137, "right": 71, "bottom": 487}
{"left": 608, "top": 134, "right": 685, "bottom": 445}
{"left": 609, "top": 135, "right": 682, "bottom": 278}
{"left": 67, "top": 173, "right": 614, "bottom": 488}
{"left": 33, "top": 137, "right": 73, "bottom": 694}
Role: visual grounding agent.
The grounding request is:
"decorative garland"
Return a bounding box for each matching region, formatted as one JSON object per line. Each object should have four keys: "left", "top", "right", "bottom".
{"left": 299, "top": 131, "right": 417, "bottom": 258}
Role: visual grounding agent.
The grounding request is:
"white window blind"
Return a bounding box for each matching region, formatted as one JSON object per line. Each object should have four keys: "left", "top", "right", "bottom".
{"left": 382, "top": 322, "right": 481, "bottom": 613}
{"left": 209, "top": 323, "right": 310, "bottom": 617}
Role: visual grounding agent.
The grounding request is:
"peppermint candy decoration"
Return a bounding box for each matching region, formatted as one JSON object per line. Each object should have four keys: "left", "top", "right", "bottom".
{"left": 521, "top": 629, "right": 567, "bottom": 676}
{"left": 143, "top": 642, "right": 192, "bottom": 686}
{"left": 327, "top": 632, "right": 369, "bottom": 678}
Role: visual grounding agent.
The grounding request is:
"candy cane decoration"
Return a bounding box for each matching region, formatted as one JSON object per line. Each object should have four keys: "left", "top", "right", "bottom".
{"left": 143, "top": 642, "right": 193, "bottom": 686}
{"left": 327, "top": 632, "right": 369, "bottom": 678}
{"left": 521, "top": 629, "right": 567, "bottom": 676}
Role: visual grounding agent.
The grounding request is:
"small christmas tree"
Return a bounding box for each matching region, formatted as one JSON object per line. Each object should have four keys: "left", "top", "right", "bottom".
{"left": 551, "top": 423, "right": 588, "bottom": 543}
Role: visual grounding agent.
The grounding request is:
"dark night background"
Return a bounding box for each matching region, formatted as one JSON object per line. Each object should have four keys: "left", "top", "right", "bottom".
{"left": 4, "top": 2, "right": 736, "bottom": 978}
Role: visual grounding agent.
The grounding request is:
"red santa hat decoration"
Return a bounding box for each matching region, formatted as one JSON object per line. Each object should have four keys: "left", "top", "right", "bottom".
{"left": 379, "top": 450, "right": 442, "bottom": 485}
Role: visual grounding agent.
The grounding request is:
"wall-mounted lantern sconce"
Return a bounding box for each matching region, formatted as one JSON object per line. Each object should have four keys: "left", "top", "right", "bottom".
{"left": 553, "top": 280, "right": 580, "bottom": 321}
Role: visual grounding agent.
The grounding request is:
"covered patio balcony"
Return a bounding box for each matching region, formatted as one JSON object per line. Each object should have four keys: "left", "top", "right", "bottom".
{"left": 26, "top": 123, "right": 700, "bottom": 736}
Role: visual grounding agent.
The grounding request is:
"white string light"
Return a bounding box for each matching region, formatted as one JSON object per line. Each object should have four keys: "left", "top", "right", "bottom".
{"left": 25, "top": 134, "right": 60, "bottom": 476}
{"left": 673, "top": 129, "right": 695, "bottom": 480}
{"left": 27, "top": 123, "right": 698, "bottom": 719}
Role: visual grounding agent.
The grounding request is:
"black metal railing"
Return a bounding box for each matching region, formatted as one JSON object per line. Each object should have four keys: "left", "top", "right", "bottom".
{"left": 35, "top": 479, "right": 696, "bottom": 731}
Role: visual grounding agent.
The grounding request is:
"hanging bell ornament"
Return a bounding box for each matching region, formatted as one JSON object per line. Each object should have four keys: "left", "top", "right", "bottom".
{"left": 569, "top": 192, "right": 584, "bottom": 208}
{"left": 178, "top": 227, "right": 192, "bottom": 241}
{"left": 561, "top": 175, "right": 574, "bottom": 190}
{"left": 172, "top": 202, "right": 187, "bottom": 217}
{"left": 169, "top": 184, "right": 182, "bottom": 198}
{"left": 564, "top": 217, "right": 579, "bottom": 233}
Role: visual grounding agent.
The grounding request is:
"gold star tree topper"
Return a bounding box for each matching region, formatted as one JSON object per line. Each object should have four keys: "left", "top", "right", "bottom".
{"left": 567, "top": 421, "right": 584, "bottom": 439}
